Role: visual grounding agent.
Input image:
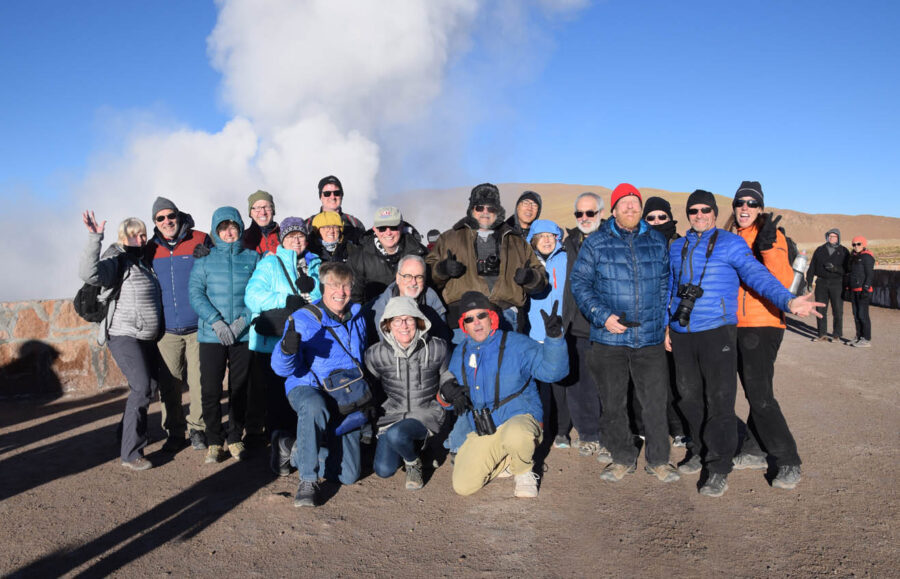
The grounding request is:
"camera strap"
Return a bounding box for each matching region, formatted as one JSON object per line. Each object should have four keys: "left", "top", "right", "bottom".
{"left": 459, "top": 331, "right": 530, "bottom": 410}
{"left": 676, "top": 229, "right": 719, "bottom": 289}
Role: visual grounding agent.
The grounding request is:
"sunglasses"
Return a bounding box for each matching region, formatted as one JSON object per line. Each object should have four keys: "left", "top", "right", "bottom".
{"left": 155, "top": 213, "right": 177, "bottom": 223}
{"left": 732, "top": 199, "right": 762, "bottom": 209}
{"left": 687, "top": 207, "right": 714, "bottom": 215}
{"left": 321, "top": 190, "right": 343, "bottom": 198}
{"left": 852, "top": 243, "right": 863, "bottom": 247}
{"left": 644, "top": 214, "right": 669, "bottom": 223}
{"left": 574, "top": 210, "right": 599, "bottom": 218}
{"left": 375, "top": 225, "right": 400, "bottom": 232}
{"left": 474, "top": 205, "right": 497, "bottom": 213}
{"left": 462, "top": 312, "right": 490, "bottom": 324}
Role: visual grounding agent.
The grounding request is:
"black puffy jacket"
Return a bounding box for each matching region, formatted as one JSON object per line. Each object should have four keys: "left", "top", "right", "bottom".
{"left": 348, "top": 231, "right": 427, "bottom": 304}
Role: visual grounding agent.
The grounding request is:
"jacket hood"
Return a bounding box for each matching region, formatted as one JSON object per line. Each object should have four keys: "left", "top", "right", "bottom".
{"left": 826, "top": 228, "right": 841, "bottom": 244}
{"left": 379, "top": 296, "right": 431, "bottom": 356}
{"left": 526, "top": 219, "right": 563, "bottom": 244}
{"left": 210, "top": 206, "right": 245, "bottom": 244}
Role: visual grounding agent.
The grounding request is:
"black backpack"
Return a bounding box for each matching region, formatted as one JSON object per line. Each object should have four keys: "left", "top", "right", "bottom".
{"left": 779, "top": 226, "right": 799, "bottom": 267}
{"left": 73, "top": 253, "right": 128, "bottom": 323}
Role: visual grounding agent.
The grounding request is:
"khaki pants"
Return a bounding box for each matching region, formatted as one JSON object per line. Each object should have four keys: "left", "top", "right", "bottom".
{"left": 452, "top": 414, "right": 542, "bottom": 496}
{"left": 157, "top": 331, "right": 204, "bottom": 435}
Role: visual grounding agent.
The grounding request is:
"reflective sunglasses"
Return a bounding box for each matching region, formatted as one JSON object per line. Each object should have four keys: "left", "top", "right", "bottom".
{"left": 462, "top": 311, "right": 490, "bottom": 324}
{"left": 732, "top": 199, "right": 761, "bottom": 209}
{"left": 155, "top": 212, "right": 177, "bottom": 223}
{"left": 687, "top": 207, "right": 714, "bottom": 215}
{"left": 321, "top": 190, "right": 343, "bottom": 198}
{"left": 375, "top": 225, "right": 400, "bottom": 232}
{"left": 574, "top": 210, "right": 599, "bottom": 218}
{"left": 474, "top": 205, "right": 497, "bottom": 213}
{"left": 644, "top": 214, "right": 669, "bottom": 223}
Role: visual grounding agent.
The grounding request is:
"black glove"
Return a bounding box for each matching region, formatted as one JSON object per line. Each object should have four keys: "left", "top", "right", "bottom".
{"left": 437, "top": 250, "right": 466, "bottom": 278}
{"left": 823, "top": 262, "right": 836, "bottom": 273}
{"left": 295, "top": 271, "right": 316, "bottom": 293}
{"left": 285, "top": 294, "right": 306, "bottom": 311}
{"left": 440, "top": 380, "right": 471, "bottom": 416}
{"left": 861, "top": 286, "right": 871, "bottom": 300}
{"left": 652, "top": 220, "right": 677, "bottom": 241}
{"left": 280, "top": 317, "right": 301, "bottom": 355}
{"left": 192, "top": 244, "right": 210, "bottom": 258}
{"left": 513, "top": 266, "right": 537, "bottom": 286}
{"left": 540, "top": 300, "right": 563, "bottom": 338}
{"left": 754, "top": 213, "right": 781, "bottom": 253}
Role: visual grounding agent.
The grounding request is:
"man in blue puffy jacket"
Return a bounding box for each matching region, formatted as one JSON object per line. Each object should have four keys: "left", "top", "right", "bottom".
{"left": 666, "top": 190, "right": 822, "bottom": 497}
{"left": 570, "top": 183, "right": 680, "bottom": 485}
{"left": 439, "top": 291, "right": 568, "bottom": 498}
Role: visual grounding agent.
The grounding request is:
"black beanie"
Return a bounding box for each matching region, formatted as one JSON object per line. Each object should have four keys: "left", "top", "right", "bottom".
{"left": 152, "top": 196, "right": 178, "bottom": 219}
{"left": 642, "top": 197, "right": 673, "bottom": 221}
{"left": 458, "top": 291, "right": 495, "bottom": 313}
{"left": 317, "top": 175, "right": 343, "bottom": 195}
{"left": 734, "top": 181, "right": 764, "bottom": 209}
{"left": 516, "top": 190, "right": 542, "bottom": 217}
{"left": 686, "top": 189, "right": 718, "bottom": 216}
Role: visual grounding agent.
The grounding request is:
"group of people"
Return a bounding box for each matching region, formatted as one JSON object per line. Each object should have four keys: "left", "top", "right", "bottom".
{"left": 78, "top": 175, "right": 874, "bottom": 505}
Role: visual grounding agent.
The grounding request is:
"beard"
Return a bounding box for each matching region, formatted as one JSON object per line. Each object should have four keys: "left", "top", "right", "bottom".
{"left": 615, "top": 213, "right": 641, "bottom": 231}
{"left": 577, "top": 220, "right": 600, "bottom": 234}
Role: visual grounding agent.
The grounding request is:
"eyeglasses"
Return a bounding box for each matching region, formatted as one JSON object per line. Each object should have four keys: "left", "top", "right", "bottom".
{"left": 398, "top": 273, "right": 425, "bottom": 283}
{"left": 732, "top": 199, "right": 761, "bottom": 209}
{"left": 375, "top": 225, "right": 400, "bottom": 232}
{"left": 644, "top": 214, "right": 669, "bottom": 223}
{"left": 251, "top": 205, "right": 272, "bottom": 213}
{"left": 474, "top": 205, "right": 497, "bottom": 213}
{"left": 462, "top": 311, "right": 490, "bottom": 324}
{"left": 390, "top": 317, "right": 417, "bottom": 327}
{"left": 687, "top": 207, "right": 714, "bottom": 215}
{"left": 852, "top": 243, "right": 863, "bottom": 247}
{"left": 155, "top": 213, "right": 177, "bottom": 223}
{"left": 321, "top": 190, "right": 343, "bottom": 198}
{"left": 574, "top": 210, "right": 599, "bottom": 218}
{"left": 322, "top": 281, "right": 352, "bottom": 291}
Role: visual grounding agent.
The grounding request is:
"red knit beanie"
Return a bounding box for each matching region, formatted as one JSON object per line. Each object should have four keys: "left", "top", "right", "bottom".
{"left": 611, "top": 183, "right": 642, "bottom": 210}
{"left": 852, "top": 235, "right": 868, "bottom": 249}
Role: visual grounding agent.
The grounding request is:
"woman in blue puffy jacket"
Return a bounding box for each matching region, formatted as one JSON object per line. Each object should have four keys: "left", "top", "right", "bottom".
{"left": 189, "top": 206, "right": 259, "bottom": 464}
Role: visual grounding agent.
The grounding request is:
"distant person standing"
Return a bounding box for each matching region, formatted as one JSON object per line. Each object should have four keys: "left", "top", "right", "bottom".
{"left": 847, "top": 236, "right": 875, "bottom": 347}
{"left": 304, "top": 175, "right": 366, "bottom": 245}
{"left": 506, "top": 191, "right": 542, "bottom": 239}
{"left": 806, "top": 228, "right": 849, "bottom": 342}
{"left": 243, "top": 190, "right": 280, "bottom": 256}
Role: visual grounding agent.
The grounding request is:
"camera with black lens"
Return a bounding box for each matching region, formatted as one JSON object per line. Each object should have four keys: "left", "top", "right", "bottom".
{"left": 476, "top": 255, "right": 501, "bottom": 276}
{"left": 672, "top": 283, "right": 704, "bottom": 327}
{"left": 472, "top": 407, "right": 497, "bottom": 436}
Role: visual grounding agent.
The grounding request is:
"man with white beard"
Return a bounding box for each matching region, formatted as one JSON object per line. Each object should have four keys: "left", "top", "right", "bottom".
{"left": 561, "top": 192, "right": 609, "bottom": 460}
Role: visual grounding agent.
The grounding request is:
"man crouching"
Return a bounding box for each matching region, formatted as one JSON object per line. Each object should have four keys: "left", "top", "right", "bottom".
{"left": 440, "top": 291, "right": 568, "bottom": 498}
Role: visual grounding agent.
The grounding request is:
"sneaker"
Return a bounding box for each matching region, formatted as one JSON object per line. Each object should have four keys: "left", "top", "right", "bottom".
{"left": 293, "top": 480, "right": 318, "bottom": 507}
{"left": 852, "top": 338, "right": 871, "bottom": 348}
{"left": 599, "top": 462, "right": 636, "bottom": 482}
{"left": 672, "top": 435, "right": 689, "bottom": 448}
{"left": 812, "top": 336, "right": 828, "bottom": 343}
{"left": 553, "top": 435, "right": 570, "bottom": 449}
{"left": 732, "top": 453, "right": 767, "bottom": 470}
{"left": 269, "top": 431, "right": 294, "bottom": 477}
{"left": 205, "top": 444, "right": 227, "bottom": 464}
{"left": 574, "top": 440, "right": 599, "bottom": 456}
{"left": 699, "top": 473, "right": 728, "bottom": 497}
{"left": 121, "top": 457, "right": 152, "bottom": 471}
{"left": 404, "top": 458, "right": 424, "bottom": 490}
{"left": 772, "top": 465, "right": 802, "bottom": 490}
{"left": 645, "top": 463, "right": 681, "bottom": 483}
{"left": 495, "top": 456, "right": 513, "bottom": 479}
{"left": 514, "top": 471, "right": 540, "bottom": 498}
{"left": 228, "top": 441, "right": 246, "bottom": 461}
{"left": 161, "top": 435, "right": 189, "bottom": 453}
{"left": 678, "top": 453, "right": 702, "bottom": 475}
{"left": 189, "top": 429, "right": 207, "bottom": 451}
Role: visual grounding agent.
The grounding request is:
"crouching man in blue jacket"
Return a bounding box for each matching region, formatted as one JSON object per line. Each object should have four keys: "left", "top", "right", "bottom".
{"left": 439, "top": 291, "right": 569, "bottom": 498}
{"left": 271, "top": 261, "right": 367, "bottom": 508}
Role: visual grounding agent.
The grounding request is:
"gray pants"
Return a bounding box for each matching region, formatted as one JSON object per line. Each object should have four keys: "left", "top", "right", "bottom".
{"left": 107, "top": 335, "right": 160, "bottom": 462}
{"left": 157, "top": 331, "right": 204, "bottom": 436}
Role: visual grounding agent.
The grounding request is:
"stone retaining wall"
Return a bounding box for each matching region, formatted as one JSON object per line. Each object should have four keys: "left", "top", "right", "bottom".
{"left": 0, "top": 299, "right": 125, "bottom": 397}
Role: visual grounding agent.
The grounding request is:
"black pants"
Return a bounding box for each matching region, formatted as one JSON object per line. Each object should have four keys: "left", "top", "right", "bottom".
{"left": 199, "top": 342, "right": 251, "bottom": 446}
{"left": 588, "top": 342, "right": 670, "bottom": 466}
{"left": 632, "top": 350, "right": 687, "bottom": 438}
{"left": 538, "top": 381, "right": 572, "bottom": 439}
{"left": 566, "top": 336, "right": 602, "bottom": 443}
{"left": 735, "top": 326, "right": 800, "bottom": 467}
{"left": 815, "top": 281, "right": 843, "bottom": 339}
{"left": 107, "top": 336, "right": 160, "bottom": 462}
{"left": 250, "top": 350, "right": 297, "bottom": 435}
{"left": 851, "top": 293, "right": 872, "bottom": 340}
{"left": 671, "top": 325, "right": 738, "bottom": 475}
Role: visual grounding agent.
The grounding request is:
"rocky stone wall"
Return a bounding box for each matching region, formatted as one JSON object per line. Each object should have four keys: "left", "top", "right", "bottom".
{"left": 0, "top": 299, "right": 125, "bottom": 398}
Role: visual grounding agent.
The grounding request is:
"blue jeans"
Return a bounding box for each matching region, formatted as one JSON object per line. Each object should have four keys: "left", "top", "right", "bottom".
{"left": 287, "top": 386, "right": 361, "bottom": 485}
{"left": 373, "top": 419, "right": 429, "bottom": 477}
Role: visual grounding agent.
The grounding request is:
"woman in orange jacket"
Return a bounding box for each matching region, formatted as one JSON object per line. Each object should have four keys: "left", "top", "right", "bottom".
{"left": 726, "top": 181, "right": 802, "bottom": 490}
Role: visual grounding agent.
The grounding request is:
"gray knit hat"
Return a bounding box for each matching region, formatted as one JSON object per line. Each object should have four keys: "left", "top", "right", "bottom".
{"left": 152, "top": 196, "right": 178, "bottom": 219}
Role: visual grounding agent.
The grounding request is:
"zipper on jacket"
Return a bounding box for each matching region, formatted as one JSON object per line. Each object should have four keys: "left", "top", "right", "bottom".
{"left": 629, "top": 234, "right": 639, "bottom": 348}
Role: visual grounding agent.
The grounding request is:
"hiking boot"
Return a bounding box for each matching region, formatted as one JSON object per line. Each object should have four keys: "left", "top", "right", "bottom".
{"left": 162, "top": 435, "right": 189, "bottom": 453}
{"left": 732, "top": 453, "right": 767, "bottom": 470}
{"left": 678, "top": 453, "right": 702, "bottom": 475}
{"left": 699, "top": 473, "right": 728, "bottom": 497}
{"left": 595, "top": 446, "right": 613, "bottom": 464}
{"left": 772, "top": 465, "right": 802, "bottom": 490}
{"left": 514, "top": 471, "right": 540, "bottom": 498}
{"left": 672, "top": 435, "right": 689, "bottom": 448}
{"left": 599, "top": 462, "right": 636, "bottom": 482}
{"left": 404, "top": 458, "right": 424, "bottom": 490}
{"left": 812, "top": 336, "right": 828, "bottom": 343}
{"left": 228, "top": 441, "right": 246, "bottom": 461}
{"left": 553, "top": 435, "right": 570, "bottom": 449}
{"left": 121, "top": 457, "right": 152, "bottom": 471}
{"left": 270, "top": 431, "right": 294, "bottom": 477}
{"left": 852, "top": 338, "right": 871, "bottom": 348}
{"left": 293, "top": 480, "right": 318, "bottom": 507}
{"left": 574, "top": 440, "right": 599, "bottom": 456}
{"left": 645, "top": 463, "right": 681, "bottom": 483}
{"left": 205, "top": 444, "right": 227, "bottom": 464}
{"left": 189, "top": 429, "right": 207, "bottom": 451}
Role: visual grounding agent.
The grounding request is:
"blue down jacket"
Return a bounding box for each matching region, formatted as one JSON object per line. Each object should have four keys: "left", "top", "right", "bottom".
{"left": 271, "top": 301, "right": 367, "bottom": 395}
{"left": 570, "top": 218, "right": 669, "bottom": 348}
{"left": 525, "top": 220, "right": 568, "bottom": 342}
{"left": 668, "top": 226, "right": 794, "bottom": 334}
{"left": 449, "top": 330, "right": 569, "bottom": 429}
{"left": 188, "top": 206, "right": 259, "bottom": 344}
{"left": 244, "top": 245, "right": 322, "bottom": 353}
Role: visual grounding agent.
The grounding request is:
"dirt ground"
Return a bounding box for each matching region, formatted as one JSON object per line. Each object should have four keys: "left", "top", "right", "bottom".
{"left": 1, "top": 305, "right": 898, "bottom": 578}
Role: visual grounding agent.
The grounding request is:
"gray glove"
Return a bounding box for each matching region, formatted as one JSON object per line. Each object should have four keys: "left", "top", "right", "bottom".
{"left": 212, "top": 320, "right": 235, "bottom": 346}
{"left": 229, "top": 317, "right": 247, "bottom": 339}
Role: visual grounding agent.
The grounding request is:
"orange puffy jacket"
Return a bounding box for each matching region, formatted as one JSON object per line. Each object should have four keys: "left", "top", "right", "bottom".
{"left": 735, "top": 223, "right": 794, "bottom": 328}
